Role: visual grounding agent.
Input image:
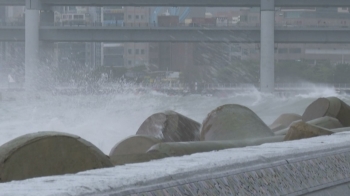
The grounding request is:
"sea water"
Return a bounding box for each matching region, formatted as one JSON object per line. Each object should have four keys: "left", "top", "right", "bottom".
{"left": 0, "top": 86, "right": 348, "bottom": 154}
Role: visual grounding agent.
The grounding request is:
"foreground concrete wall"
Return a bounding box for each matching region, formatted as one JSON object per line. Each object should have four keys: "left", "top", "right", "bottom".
{"left": 113, "top": 145, "right": 350, "bottom": 196}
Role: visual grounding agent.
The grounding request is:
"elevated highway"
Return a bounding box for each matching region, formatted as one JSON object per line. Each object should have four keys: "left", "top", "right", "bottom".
{"left": 7, "top": 0, "right": 350, "bottom": 93}
{"left": 1, "top": 0, "right": 350, "bottom": 7}
{"left": 1, "top": 26, "right": 350, "bottom": 43}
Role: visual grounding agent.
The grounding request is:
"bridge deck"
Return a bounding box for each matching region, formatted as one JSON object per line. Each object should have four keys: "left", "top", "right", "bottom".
{"left": 1, "top": 0, "right": 350, "bottom": 7}
{"left": 0, "top": 26, "right": 349, "bottom": 43}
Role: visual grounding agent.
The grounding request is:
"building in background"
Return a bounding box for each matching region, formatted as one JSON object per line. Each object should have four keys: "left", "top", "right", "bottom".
{"left": 206, "top": 7, "right": 350, "bottom": 64}
{"left": 54, "top": 6, "right": 102, "bottom": 71}
{"left": 2, "top": 6, "right": 350, "bottom": 85}
{"left": 0, "top": 6, "right": 25, "bottom": 85}
{"left": 102, "top": 6, "right": 124, "bottom": 26}
{"left": 100, "top": 7, "right": 124, "bottom": 67}
{"left": 123, "top": 7, "right": 151, "bottom": 67}
{"left": 102, "top": 43, "right": 124, "bottom": 67}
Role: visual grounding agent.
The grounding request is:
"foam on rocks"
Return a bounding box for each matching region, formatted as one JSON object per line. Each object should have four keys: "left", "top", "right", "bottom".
{"left": 0, "top": 131, "right": 113, "bottom": 182}
{"left": 136, "top": 110, "right": 201, "bottom": 142}
{"left": 201, "top": 104, "right": 273, "bottom": 141}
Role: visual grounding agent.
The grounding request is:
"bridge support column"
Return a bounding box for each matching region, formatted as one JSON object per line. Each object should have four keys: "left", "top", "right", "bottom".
{"left": 260, "top": 0, "right": 275, "bottom": 93}
{"left": 25, "top": 0, "right": 40, "bottom": 92}
{"left": 39, "top": 9, "right": 55, "bottom": 90}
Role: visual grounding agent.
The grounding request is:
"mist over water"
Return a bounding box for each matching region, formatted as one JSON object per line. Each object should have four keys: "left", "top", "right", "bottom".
{"left": 0, "top": 86, "right": 348, "bottom": 154}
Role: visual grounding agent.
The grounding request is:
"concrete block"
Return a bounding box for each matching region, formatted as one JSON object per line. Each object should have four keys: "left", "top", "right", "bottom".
{"left": 302, "top": 97, "right": 350, "bottom": 127}
{"left": 148, "top": 136, "right": 284, "bottom": 157}
{"left": 136, "top": 110, "right": 200, "bottom": 142}
{"left": 269, "top": 113, "right": 302, "bottom": 132}
{"left": 109, "top": 135, "right": 161, "bottom": 165}
{"left": 201, "top": 104, "right": 273, "bottom": 141}
{"left": 0, "top": 131, "right": 113, "bottom": 182}
{"left": 275, "top": 116, "right": 342, "bottom": 135}
{"left": 284, "top": 121, "right": 334, "bottom": 141}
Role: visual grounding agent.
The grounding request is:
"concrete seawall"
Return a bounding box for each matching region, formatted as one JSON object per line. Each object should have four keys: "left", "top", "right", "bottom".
{"left": 103, "top": 138, "right": 350, "bottom": 196}
{"left": 3, "top": 132, "right": 350, "bottom": 196}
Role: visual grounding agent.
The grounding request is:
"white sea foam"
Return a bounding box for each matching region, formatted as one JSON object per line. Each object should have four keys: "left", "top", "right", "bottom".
{"left": 0, "top": 85, "right": 349, "bottom": 195}
{"left": 0, "top": 86, "right": 347, "bottom": 153}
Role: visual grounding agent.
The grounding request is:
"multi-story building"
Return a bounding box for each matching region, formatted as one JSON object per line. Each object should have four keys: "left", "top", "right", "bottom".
{"left": 149, "top": 14, "right": 229, "bottom": 79}
{"left": 100, "top": 7, "right": 124, "bottom": 67}
{"left": 54, "top": 6, "right": 102, "bottom": 71}
{"left": 102, "top": 43, "right": 124, "bottom": 67}
{"left": 0, "top": 6, "right": 26, "bottom": 85}
{"left": 210, "top": 7, "right": 350, "bottom": 64}
{"left": 123, "top": 7, "right": 151, "bottom": 67}
{"left": 102, "top": 6, "right": 124, "bottom": 26}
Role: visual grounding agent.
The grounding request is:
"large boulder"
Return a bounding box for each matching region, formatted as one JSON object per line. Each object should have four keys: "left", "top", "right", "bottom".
{"left": 136, "top": 110, "right": 201, "bottom": 142}
{"left": 269, "top": 113, "right": 302, "bottom": 132}
{"left": 109, "top": 135, "right": 162, "bottom": 165}
{"left": 302, "top": 97, "right": 350, "bottom": 126}
{"left": 0, "top": 131, "right": 113, "bottom": 183}
{"left": 200, "top": 104, "right": 273, "bottom": 141}
{"left": 284, "top": 121, "right": 334, "bottom": 141}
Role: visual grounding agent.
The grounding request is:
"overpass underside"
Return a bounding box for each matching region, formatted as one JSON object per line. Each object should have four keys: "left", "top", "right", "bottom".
{"left": 1, "top": 27, "right": 350, "bottom": 43}
{"left": 2, "top": 0, "right": 350, "bottom": 7}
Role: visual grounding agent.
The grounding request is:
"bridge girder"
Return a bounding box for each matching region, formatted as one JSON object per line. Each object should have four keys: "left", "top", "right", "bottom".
{"left": 1, "top": 0, "right": 350, "bottom": 7}
{"left": 0, "top": 27, "right": 349, "bottom": 43}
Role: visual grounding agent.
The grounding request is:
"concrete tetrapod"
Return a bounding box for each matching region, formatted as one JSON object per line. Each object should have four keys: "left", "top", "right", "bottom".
{"left": 147, "top": 135, "right": 284, "bottom": 157}
{"left": 136, "top": 110, "right": 201, "bottom": 142}
{"left": 275, "top": 116, "right": 343, "bottom": 135}
{"left": 109, "top": 135, "right": 162, "bottom": 165}
{"left": 201, "top": 104, "right": 273, "bottom": 141}
{"left": 331, "top": 127, "right": 350, "bottom": 133}
{"left": 302, "top": 97, "right": 350, "bottom": 126}
{"left": 0, "top": 131, "right": 113, "bottom": 183}
{"left": 284, "top": 121, "right": 334, "bottom": 141}
{"left": 269, "top": 113, "right": 302, "bottom": 132}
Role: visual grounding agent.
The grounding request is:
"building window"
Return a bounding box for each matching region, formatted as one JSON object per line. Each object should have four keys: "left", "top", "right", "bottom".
{"left": 68, "top": 6, "right": 76, "bottom": 11}
{"left": 135, "top": 49, "right": 139, "bottom": 54}
{"left": 128, "top": 15, "right": 132, "bottom": 19}
{"left": 278, "top": 48, "right": 288, "bottom": 54}
{"left": 289, "top": 48, "right": 302, "bottom": 54}
{"left": 128, "top": 49, "right": 132, "bottom": 54}
{"left": 141, "top": 49, "right": 145, "bottom": 54}
{"left": 141, "top": 15, "right": 144, "bottom": 19}
{"left": 135, "top": 15, "right": 139, "bottom": 19}
{"left": 128, "top": 60, "right": 132, "bottom": 65}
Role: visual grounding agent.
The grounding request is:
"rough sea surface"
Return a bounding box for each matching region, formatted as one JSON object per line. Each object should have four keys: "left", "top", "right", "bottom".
{"left": 0, "top": 86, "right": 347, "bottom": 154}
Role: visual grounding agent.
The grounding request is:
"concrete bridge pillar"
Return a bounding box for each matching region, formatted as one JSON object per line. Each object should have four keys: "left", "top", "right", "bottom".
{"left": 260, "top": 0, "right": 275, "bottom": 93}
{"left": 25, "top": 0, "right": 41, "bottom": 92}
{"left": 39, "top": 9, "right": 55, "bottom": 90}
